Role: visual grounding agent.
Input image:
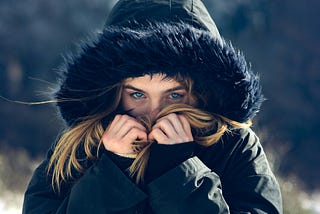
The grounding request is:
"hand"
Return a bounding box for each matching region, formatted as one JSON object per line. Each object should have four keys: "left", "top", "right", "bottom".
{"left": 102, "top": 114, "right": 147, "bottom": 155}
{"left": 148, "top": 113, "right": 193, "bottom": 145}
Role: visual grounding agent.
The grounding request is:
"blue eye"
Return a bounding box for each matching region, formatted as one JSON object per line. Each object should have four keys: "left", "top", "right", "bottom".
{"left": 169, "top": 93, "right": 184, "bottom": 99}
{"left": 131, "top": 92, "right": 144, "bottom": 99}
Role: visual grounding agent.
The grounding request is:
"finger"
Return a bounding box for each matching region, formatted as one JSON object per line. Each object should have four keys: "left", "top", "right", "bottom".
{"left": 106, "top": 114, "right": 122, "bottom": 132}
{"left": 105, "top": 127, "right": 147, "bottom": 154}
{"left": 102, "top": 115, "right": 147, "bottom": 153}
{"left": 152, "top": 118, "right": 176, "bottom": 138}
{"left": 111, "top": 115, "right": 146, "bottom": 135}
{"left": 148, "top": 128, "right": 169, "bottom": 144}
{"left": 105, "top": 115, "right": 131, "bottom": 140}
{"left": 164, "top": 113, "right": 186, "bottom": 136}
{"left": 178, "top": 115, "right": 194, "bottom": 142}
{"left": 116, "top": 117, "right": 147, "bottom": 138}
{"left": 124, "top": 128, "right": 148, "bottom": 152}
{"left": 102, "top": 115, "right": 125, "bottom": 145}
{"left": 155, "top": 114, "right": 188, "bottom": 140}
{"left": 110, "top": 115, "right": 132, "bottom": 133}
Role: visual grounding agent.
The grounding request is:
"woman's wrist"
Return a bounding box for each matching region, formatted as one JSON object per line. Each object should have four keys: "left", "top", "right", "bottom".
{"left": 113, "top": 152, "right": 137, "bottom": 159}
{"left": 104, "top": 149, "right": 135, "bottom": 171}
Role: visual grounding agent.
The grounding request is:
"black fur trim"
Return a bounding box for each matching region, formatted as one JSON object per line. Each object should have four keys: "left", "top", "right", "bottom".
{"left": 55, "top": 22, "right": 264, "bottom": 126}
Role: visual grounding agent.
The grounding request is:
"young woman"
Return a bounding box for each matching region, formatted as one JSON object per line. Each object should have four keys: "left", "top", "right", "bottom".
{"left": 23, "top": 0, "right": 283, "bottom": 213}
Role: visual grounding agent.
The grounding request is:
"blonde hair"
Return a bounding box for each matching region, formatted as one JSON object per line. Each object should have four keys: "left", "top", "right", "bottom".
{"left": 47, "top": 75, "right": 251, "bottom": 192}
{"left": 47, "top": 83, "right": 123, "bottom": 192}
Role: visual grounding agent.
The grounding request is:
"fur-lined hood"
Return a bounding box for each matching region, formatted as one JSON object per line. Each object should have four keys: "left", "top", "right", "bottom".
{"left": 55, "top": 0, "right": 264, "bottom": 126}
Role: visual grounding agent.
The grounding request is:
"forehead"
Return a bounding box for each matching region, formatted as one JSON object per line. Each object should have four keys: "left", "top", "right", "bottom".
{"left": 123, "top": 74, "right": 183, "bottom": 90}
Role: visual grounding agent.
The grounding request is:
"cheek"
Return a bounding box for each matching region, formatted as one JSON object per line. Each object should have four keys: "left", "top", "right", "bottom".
{"left": 121, "top": 96, "right": 147, "bottom": 117}
{"left": 121, "top": 95, "right": 131, "bottom": 111}
{"left": 187, "top": 95, "right": 197, "bottom": 106}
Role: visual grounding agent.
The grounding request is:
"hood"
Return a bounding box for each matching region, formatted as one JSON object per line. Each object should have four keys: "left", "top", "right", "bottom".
{"left": 105, "top": 0, "right": 221, "bottom": 41}
{"left": 55, "top": 0, "right": 264, "bottom": 126}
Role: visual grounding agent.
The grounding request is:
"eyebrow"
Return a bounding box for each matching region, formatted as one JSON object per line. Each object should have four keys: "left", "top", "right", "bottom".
{"left": 123, "top": 85, "right": 186, "bottom": 93}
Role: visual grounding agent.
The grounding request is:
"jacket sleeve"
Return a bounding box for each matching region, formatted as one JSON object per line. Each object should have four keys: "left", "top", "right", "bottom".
{"left": 22, "top": 149, "right": 70, "bottom": 214}
{"left": 146, "top": 156, "right": 230, "bottom": 213}
{"left": 23, "top": 152, "right": 147, "bottom": 213}
{"left": 146, "top": 129, "right": 282, "bottom": 214}
{"left": 222, "top": 129, "right": 283, "bottom": 213}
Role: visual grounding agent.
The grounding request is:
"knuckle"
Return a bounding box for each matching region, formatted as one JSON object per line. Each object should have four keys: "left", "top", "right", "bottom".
{"left": 127, "top": 117, "right": 138, "bottom": 124}
{"left": 151, "top": 128, "right": 160, "bottom": 135}
{"left": 114, "top": 114, "right": 122, "bottom": 120}
{"left": 123, "top": 120, "right": 133, "bottom": 127}
{"left": 159, "top": 119, "right": 169, "bottom": 126}
{"left": 167, "top": 113, "right": 177, "bottom": 120}
{"left": 178, "top": 114, "right": 187, "bottom": 121}
{"left": 121, "top": 114, "right": 130, "bottom": 120}
{"left": 124, "top": 119, "right": 138, "bottom": 128}
{"left": 130, "top": 127, "right": 145, "bottom": 137}
{"left": 130, "top": 127, "right": 139, "bottom": 133}
{"left": 121, "top": 114, "right": 128, "bottom": 118}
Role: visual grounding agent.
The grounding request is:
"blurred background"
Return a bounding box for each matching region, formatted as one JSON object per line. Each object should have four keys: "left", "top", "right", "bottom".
{"left": 0, "top": 0, "right": 319, "bottom": 213}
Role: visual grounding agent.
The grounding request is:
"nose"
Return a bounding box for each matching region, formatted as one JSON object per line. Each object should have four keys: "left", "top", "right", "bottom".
{"left": 148, "top": 99, "right": 163, "bottom": 121}
{"left": 149, "top": 109, "right": 160, "bottom": 122}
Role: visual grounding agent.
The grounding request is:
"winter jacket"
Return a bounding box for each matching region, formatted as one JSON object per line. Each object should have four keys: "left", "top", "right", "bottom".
{"left": 23, "top": 0, "right": 282, "bottom": 213}
{"left": 23, "top": 128, "right": 282, "bottom": 213}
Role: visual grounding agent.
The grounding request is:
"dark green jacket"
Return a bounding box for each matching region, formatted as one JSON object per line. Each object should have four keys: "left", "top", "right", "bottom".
{"left": 23, "top": 128, "right": 282, "bottom": 213}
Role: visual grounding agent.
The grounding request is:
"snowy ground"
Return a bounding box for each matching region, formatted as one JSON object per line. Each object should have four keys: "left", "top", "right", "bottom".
{"left": 0, "top": 190, "right": 24, "bottom": 214}
{"left": 300, "top": 192, "right": 320, "bottom": 214}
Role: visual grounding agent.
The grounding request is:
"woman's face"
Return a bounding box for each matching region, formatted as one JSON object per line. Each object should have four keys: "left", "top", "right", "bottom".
{"left": 121, "top": 74, "right": 191, "bottom": 120}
